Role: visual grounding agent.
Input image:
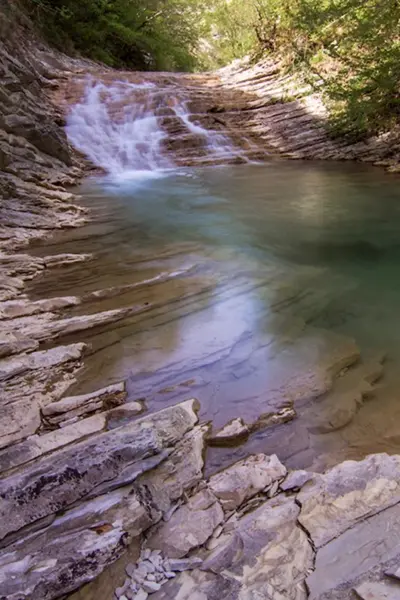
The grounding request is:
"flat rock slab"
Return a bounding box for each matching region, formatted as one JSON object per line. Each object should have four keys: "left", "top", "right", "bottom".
{"left": 281, "top": 469, "right": 314, "bottom": 491}
{"left": 208, "top": 453, "right": 286, "bottom": 511}
{"left": 0, "top": 399, "right": 198, "bottom": 541}
{"left": 42, "top": 381, "right": 127, "bottom": 425}
{"left": 298, "top": 453, "right": 400, "bottom": 548}
{"left": 0, "top": 487, "right": 152, "bottom": 600}
{"left": 307, "top": 501, "right": 400, "bottom": 599}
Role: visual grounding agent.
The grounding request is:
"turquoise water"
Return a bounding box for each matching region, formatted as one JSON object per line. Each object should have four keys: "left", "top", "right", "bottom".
{"left": 32, "top": 160, "right": 400, "bottom": 471}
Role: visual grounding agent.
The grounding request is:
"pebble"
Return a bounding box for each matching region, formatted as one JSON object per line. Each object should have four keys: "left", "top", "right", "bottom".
{"left": 136, "top": 565, "right": 148, "bottom": 579}
{"left": 125, "top": 563, "right": 136, "bottom": 578}
{"left": 133, "top": 591, "right": 148, "bottom": 600}
{"left": 163, "top": 559, "right": 171, "bottom": 572}
{"left": 132, "top": 572, "right": 145, "bottom": 585}
{"left": 164, "top": 571, "right": 176, "bottom": 579}
{"left": 142, "top": 581, "right": 162, "bottom": 593}
{"left": 115, "top": 549, "right": 204, "bottom": 599}
{"left": 141, "top": 560, "right": 155, "bottom": 573}
{"left": 149, "top": 554, "right": 163, "bottom": 571}
{"left": 168, "top": 557, "right": 203, "bottom": 571}
{"left": 115, "top": 578, "right": 131, "bottom": 597}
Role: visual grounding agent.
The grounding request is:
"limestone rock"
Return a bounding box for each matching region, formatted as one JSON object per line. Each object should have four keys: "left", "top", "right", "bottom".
{"left": 298, "top": 453, "right": 400, "bottom": 548}
{"left": 163, "top": 495, "right": 313, "bottom": 599}
{"left": 134, "top": 423, "right": 207, "bottom": 516}
{"left": 42, "top": 381, "right": 127, "bottom": 425}
{"left": 167, "top": 557, "right": 204, "bottom": 572}
{"left": 0, "top": 343, "right": 86, "bottom": 449}
{"left": 0, "top": 413, "right": 106, "bottom": 475}
{"left": 208, "top": 453, "right": 286, "bottom": 511}
{"left": 147, "top": 488, "right": 224, "bottom": 557}
{"left": 0, "top": 400, "right": 198, "bottom": 541}
{"left": 208, "top": 417, "right": 249, "bottom": 446}
{"left": 106, "top": 401, "right": 146, "bottom": 428}
{"left": 0, "top": 486, "right": 153, "bottom": 600}
{"left": 146, "top": 570, "right": 239, "bottom": 599}
{"left": 386, "top": 567, "right": 400, "bottom": 581}
{"left": 280, "top": 469, "right": 314, "bottom": 492}
{"left": 354, "top": 581, "right": 400, "bottom": 600}
{"left": 307, "top": 502, "right": 400, "bottom": 599}
{"left": 252, "top": 406, "right": 296, "bottom": 431}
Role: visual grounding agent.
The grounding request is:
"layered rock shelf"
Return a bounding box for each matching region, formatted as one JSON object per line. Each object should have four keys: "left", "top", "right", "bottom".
{"left": 2, "top": 2, "right": 400, "bottom": 598}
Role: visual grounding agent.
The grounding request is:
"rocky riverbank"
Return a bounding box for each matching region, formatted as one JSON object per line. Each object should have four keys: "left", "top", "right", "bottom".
{"left": 2, "top": 2, "right": 400, "bottom": 599}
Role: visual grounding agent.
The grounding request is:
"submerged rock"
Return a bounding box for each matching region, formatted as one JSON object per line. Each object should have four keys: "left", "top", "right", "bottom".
{"left": 208, "top": 417, "right": 250, "bottom": 446}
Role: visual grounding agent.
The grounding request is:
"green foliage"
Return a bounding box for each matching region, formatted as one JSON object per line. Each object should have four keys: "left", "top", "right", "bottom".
{"left": 26, "top": 0, "right": 400, "bottom": 135}
{"left": 202, "top": 0, "right": 400, "bottom": 137}
{"left": 26, "top": 0, "right": 205, "bottom": 71}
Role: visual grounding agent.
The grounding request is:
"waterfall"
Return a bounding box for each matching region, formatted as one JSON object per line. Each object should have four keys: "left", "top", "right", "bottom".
{"left": 65, "top": 78, "right": 245, "bottom": 179}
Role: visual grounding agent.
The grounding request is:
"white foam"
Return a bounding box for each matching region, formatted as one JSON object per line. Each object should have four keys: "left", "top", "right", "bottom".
{"left": 66, "top": 78, "right": 246, "bottom": 180}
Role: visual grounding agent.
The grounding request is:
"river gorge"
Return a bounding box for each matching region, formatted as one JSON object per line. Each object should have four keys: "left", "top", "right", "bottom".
{"left": 3, "top": 4, "right": 400, "bottom": 599}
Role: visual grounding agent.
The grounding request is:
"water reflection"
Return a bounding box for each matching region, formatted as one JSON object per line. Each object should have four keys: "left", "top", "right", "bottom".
{"left": 29, "top": 160, "right": 400, "bottom": 472}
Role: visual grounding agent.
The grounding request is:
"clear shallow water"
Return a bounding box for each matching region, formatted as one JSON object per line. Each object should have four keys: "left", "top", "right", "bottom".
{"left": 31, "top": 160, "right": 400, "bottom": 472}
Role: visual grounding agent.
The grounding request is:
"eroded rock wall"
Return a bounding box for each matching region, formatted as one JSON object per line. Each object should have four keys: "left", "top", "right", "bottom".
{"left": 216, "top": 57, "right": 400, "bottom": 170}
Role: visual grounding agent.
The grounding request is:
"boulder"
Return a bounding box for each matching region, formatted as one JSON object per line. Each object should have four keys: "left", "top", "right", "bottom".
{"left": 157, "top": 495, "right": 313, "bottom": 599}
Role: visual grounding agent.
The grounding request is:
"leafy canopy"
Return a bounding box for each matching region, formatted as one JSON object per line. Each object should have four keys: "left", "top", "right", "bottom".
{"left": 28, "top": 0, "right": 400, "bottom": 136}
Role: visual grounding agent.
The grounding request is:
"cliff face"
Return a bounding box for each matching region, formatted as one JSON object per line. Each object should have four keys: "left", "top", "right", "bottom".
{"left": 0, "top": 1, "right": 90, "bottom": 286}
{"left": 216, "top": 57, "right": 400, "bottom": 169}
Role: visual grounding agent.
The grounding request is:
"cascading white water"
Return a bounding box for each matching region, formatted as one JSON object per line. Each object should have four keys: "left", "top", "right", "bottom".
{"left": 172, "top": 101, "right": 245, "bottom": 162}
{"left": 66, "top": 78, "right": 246, "bottom": 179}
{"left": 66, "top": 80, "right": 173, "bottom": 179}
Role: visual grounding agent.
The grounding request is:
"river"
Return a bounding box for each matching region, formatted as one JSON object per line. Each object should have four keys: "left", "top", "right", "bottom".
{"left": 29, "top": 154, "right": 400, "bottom": 475}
